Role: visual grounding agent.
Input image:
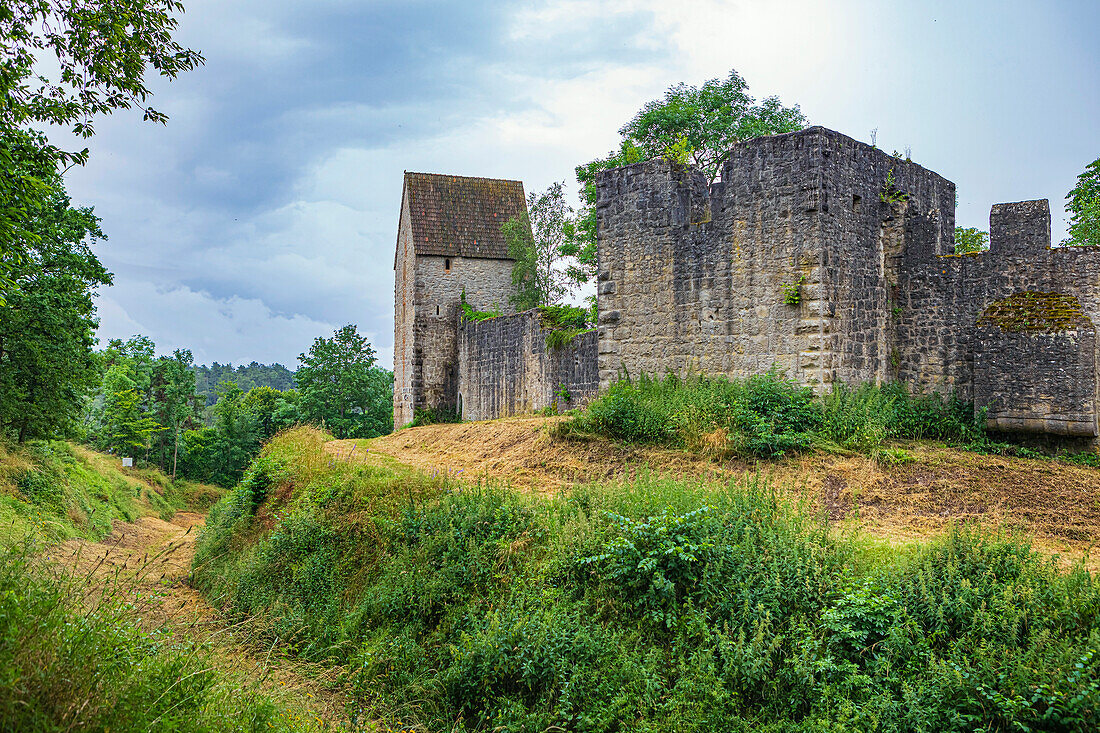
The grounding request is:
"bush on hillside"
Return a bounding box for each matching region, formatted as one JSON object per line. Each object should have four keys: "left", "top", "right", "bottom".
{"left": 191, "top": 430, "right": 1100, "bottom": 731}
{"left": 566, "top": 371, "right": 985, "bottom": 458}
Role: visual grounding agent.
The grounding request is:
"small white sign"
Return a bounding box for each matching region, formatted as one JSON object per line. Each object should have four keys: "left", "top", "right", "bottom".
{"left": 122, "top": 457, "right": 133, "bottom": 467}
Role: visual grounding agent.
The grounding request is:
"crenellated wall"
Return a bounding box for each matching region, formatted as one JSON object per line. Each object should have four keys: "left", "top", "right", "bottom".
{"left": 400, "top": 125, "right": 1100, "bottom": 441}
{"left": 458, "top": 311, "right": 598, "bottom": 421}
{"left": 595, "top": 126, "right": 1100, "bottom": 441}
{"left": 595, "top": 126, "right": 954, "bottom": 392}
{"left": 896, "top": 201, "right": 1100, "bottom": 436}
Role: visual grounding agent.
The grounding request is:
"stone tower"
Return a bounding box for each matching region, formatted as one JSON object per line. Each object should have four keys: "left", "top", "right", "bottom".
{"left": 392, "top": 172, "right": 527, "bottom": 427}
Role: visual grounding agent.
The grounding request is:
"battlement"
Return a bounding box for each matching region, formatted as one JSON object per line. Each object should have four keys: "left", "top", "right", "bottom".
{"left": 990, "top": 199, "right": 1051, "bottom": 256}
{"left": 593, "top": 126, "right": 1100, "bottom": 442}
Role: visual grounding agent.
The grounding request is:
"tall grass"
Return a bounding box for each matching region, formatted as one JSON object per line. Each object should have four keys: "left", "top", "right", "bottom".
{"left": 192, "top": 427, "right": 1100, "bottom": 731}
{"left": 564, "top": 372, "right": 985, "bottom": 458}
{"left": 0, "top": 540, "right": 320, "bottom": 732}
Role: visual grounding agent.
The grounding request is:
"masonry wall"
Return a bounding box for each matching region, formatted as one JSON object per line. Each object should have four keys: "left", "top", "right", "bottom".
{"left": 410, "top": 255, "right": 515, "bottom": 421}
{"left": 809, "top": 131, "right": 954, "bottom": 387}
{"left": 458, "top": 311, "right": 599, "bottom": 421}
{"left": 895, "top": 200, "right": 1100, "bottom": 434}
{"left": 595, "top": 140, "right": 820, "bottom": 389}
{"left": 974, "top": 323, "right": 1097, "bottom": 436}
{"left": 595, "top": 126, "right": 953, "bottom": 392}
{"left": 393, "top": 194, "right": 416, "bottom": 427}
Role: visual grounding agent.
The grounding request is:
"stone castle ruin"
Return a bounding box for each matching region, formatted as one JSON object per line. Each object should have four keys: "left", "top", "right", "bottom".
{"left": 394, "top": 126, "right": 1100, "bottom": 441}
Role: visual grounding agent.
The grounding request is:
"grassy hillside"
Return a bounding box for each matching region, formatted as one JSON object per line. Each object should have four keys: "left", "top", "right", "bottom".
{"left": 0, "top": 439, "right": 221, "bottom": 544}
{"left": 193, "top": 427, "right": 1100, "bottom": 732}
{"left": 0, "top": 440, "right": 327, "bottom": 732}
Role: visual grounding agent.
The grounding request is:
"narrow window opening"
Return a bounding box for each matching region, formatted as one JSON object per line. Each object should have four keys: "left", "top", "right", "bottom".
{"left": 444, "top": 258, "right": 451, "bottom": 271}
{"left": 436, "top": 305, "right": 440, "bottom": 316}
{"left": 852, "top": 194, "right": 862, "bottom": 213}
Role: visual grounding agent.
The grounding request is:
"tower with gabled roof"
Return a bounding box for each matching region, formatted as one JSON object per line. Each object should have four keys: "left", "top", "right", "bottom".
{"left": 393, "top": 172, "right": 528, "bottom": 427}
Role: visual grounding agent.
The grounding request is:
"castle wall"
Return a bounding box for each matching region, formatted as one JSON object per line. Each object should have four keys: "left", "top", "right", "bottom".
{"left": 458, "top": 311, "right": 598, "bottom": 421}
{"left": 595, "top": 127, "right": 953, "bottom": 392}
{"left": 595, "top": 140, "right": 823, "bottom": 390}
{"left": 808, "top": 131, "right": 954, "bottom": 387}
{"left": 401, "top": 127, "right": 1100, "bottom": 443}
{"left": 410, "top": 255, "right": 514, "bottom": 421}
{"left": 974, "top": 322, "right": 1097, "bottom": 436}
{"left": 895, "top": 200, "right": 1100, "bottom": 434}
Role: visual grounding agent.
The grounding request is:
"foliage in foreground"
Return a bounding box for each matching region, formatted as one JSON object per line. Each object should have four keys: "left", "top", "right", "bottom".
{"left": 564, "top": 371, "right": 986, "bottom": 459}
{"left": 0, "top": 543, "right": 316, "bottom": 732}
{"left": 0, "top": 135, "right": 111, "bottom": 442}
{"left": 193, "top": 427, "right": 1100, "bottom": 732}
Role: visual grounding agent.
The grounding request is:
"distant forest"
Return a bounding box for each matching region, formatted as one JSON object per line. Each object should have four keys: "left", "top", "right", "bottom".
{"left": 192, "top": 362, "right": 297, "bottom": 406}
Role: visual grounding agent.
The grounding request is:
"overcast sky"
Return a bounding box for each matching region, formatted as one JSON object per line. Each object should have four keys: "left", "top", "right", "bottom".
{"left": 65, "top": 0, "right": 1100, "bottom": 370}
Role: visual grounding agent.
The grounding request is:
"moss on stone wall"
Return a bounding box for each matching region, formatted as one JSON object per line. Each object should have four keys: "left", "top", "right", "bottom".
{"left": 977, "top": 291, "right": 1091, "bottom": 333}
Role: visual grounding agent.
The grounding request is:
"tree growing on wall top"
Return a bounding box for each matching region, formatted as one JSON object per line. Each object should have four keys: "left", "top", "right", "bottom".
{"left": 565, "top": 69, "right": 807, "bottom": 290}
{"left": 504, "top": 183, "right": 574, "bottom": 311}
{"left": 1064, "top": 157, "right": 1100, "bottom": 247}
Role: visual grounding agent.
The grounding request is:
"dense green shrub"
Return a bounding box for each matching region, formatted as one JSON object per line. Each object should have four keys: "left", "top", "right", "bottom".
{"left": 193, "top": 431, "right": 1100, "bottom": 731}
{"left": 408, "top": 406, "right": 461, "bottom": 427}
{"left": 569, "top": 372, "right": 987, "bottom": 458}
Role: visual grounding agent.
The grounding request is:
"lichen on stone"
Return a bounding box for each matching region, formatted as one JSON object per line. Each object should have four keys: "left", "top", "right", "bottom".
{"left": 977, "top": 291, "right": 1091, "bottom": 333}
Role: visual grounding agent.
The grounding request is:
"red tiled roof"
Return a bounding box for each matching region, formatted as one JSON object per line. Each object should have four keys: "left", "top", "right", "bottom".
{"left": 403, "top": 172, "right": 527, "bottom": 260}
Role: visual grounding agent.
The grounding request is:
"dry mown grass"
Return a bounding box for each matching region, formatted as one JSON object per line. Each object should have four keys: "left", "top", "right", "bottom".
{"left": 347, "top": 417, "right": 1100, "bottom": 569}
{"left": 45, "top": 510, "right": 352, "bottom": 728}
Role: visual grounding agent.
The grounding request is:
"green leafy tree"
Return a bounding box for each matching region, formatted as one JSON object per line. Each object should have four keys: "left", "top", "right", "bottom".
{"left": 954, "top": 226, "right": 989, "bottom": 255}
{"left": 100, "top": 364, "right": 162, "bottom": 456}
{"left": 177, "top": 426, "right": 216, "bottom": 484}
{"left": 1064, "top": 157, "right": 1100, "bottom": 246}
{"left": 568, "top": 69, "right": 807, "bottom": 290}
{"left": 242, "top": 385, "right": 301, "bottom": 442}
{"left": 1, "top": 0, "right": 202, "bottom": 301}
{"left": 150, "top": 349, "right": 201, "bottom": 478}
{"left": 0, "top": 153, "right": 111, "bottom": 441}
{"left": 620, "top": 69, "right": 807, "bottom": 181}
{"left": 504, "top": 183, "right": 574, "bottom": 311}
{"left": 297, "top": 325, "right": 393, "bottom": 439}
{"left": 208, "top": 382, "right": 257, "bottom": 486}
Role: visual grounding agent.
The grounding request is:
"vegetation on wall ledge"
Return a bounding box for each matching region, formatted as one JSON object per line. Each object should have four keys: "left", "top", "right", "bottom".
{"left": 460, "top": 289, "right": 502, "bottom": 322}
{"left": 539, "top": 304, "right": 594, "bottom": 351}
{"left": 880, "top": 169, "right": 909, "bottom": 204}
{"left": 977, "top": 291, "right": 1090, "bottom": 333}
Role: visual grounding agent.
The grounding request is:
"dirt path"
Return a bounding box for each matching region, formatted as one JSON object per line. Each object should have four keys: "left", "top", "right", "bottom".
{"left": 52, "top": 512, "right": 352, "bottom": 727}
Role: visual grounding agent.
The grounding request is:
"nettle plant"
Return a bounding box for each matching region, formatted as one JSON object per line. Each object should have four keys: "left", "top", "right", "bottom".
{"left": 579, "top": 506, "right": 715, "bottom": 629}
